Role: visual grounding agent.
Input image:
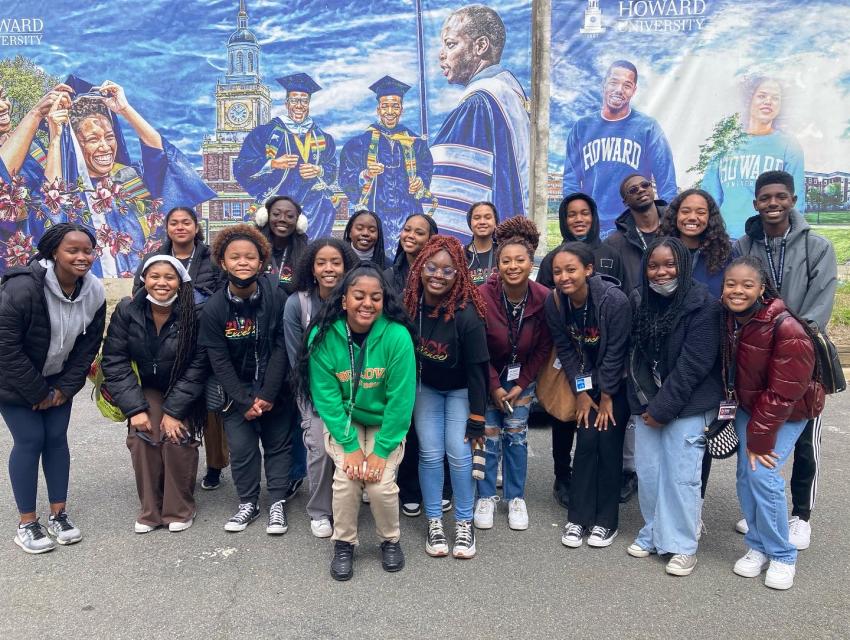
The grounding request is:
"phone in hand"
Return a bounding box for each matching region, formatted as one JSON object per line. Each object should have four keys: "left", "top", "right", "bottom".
{"left": 502, "top": 399, "right": 514, "bottom": 414}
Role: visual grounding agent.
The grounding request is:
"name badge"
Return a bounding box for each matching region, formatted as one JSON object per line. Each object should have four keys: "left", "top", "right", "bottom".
{"left": 506, "top": 364, "right": 521, "bottom": 381}
{"left": 575, "top": 375, "right": 593, "bottom": 392}
{"left": 718, "top": 402, "right": 738, "bottom": 421}
{"left": 553, "top": 357, "right": 562, "bottom": 371}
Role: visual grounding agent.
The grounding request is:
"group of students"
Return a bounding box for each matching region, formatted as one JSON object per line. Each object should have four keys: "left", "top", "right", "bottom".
{"left": 0, "top": 169, "right": 835, "bottom": 591}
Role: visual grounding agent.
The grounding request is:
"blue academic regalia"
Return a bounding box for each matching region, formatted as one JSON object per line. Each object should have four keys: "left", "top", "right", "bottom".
{"left": 430, "top": 66, "right": 530, "bottom": 242}
{"left": 339, "top": 122, "right": 433, "bottom": 258}
{"left": 233, "top": 117, "right": 338, "bottom": 240}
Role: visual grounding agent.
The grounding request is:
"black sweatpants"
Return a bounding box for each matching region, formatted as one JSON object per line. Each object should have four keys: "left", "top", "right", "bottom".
{"left": 567, "top": 392, "right": 629, "bottom": 530}
{"left": 791, "top": 415, "right": 822, "bottom": 521}
{"left": 551, "top": 416, "right": 577, "bottom": 484}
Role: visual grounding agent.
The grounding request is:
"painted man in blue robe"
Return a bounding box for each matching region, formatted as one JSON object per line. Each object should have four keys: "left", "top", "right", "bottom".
{"left": 430, "top": 5, "right": 530, "bottom": 240}
{"left": 43, "top": 76, "right": 215, "bottom": 277}
{"left": 339, "top": 76, "right": 434, "bottom": 258}
{"left": 233, "top": 73, "right": 338, "bottom": 240}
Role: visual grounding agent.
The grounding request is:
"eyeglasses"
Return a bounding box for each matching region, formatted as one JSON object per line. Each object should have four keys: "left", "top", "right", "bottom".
{"left": 423, "top": 262, "right": 457, "bottom": 279}
{"left": 286, "top": 97, "right": 310, "bottom": 106}
{"left": 626, "top": 180, "right": 652, "bottom": 196}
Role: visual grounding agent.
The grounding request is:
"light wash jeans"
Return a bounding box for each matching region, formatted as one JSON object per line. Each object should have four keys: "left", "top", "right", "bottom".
{"left": 478, "top": 380, "right": 536, "bottom": 500}
{"left": 634, "top": 411, "right": 709, "bottom": 555}
{"left": 735, "top": 408, "right": 806, "bottom": 565}
{"left": 414, "top": 384, "right": 475, "bottom": 521}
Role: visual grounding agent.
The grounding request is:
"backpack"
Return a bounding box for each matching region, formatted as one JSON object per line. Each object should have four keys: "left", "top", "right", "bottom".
{"left": 774, "top": 312, "right": 845, "bottom": 395}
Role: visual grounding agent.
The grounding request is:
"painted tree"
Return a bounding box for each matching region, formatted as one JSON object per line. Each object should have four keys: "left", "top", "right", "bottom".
{"left": 687, "top": 113, "right": 747, "bottom": 188}
{"left": 0, "top": 55, "right": 60, "bottom": 145}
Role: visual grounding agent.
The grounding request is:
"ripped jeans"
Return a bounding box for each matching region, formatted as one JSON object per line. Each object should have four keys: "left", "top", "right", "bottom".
{"left": 477, "top": 381, "right": 536, "bottom": 501}
{"left": 634, "top": 409, "right": 710, "bottom": 556}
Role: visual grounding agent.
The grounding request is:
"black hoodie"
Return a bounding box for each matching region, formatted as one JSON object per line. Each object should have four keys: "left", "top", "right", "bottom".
{"left": 536, "top": 193, "right": 624, "bottom": 290}
{"left": 603, "top": 200, "right": 668, "bottom": 295}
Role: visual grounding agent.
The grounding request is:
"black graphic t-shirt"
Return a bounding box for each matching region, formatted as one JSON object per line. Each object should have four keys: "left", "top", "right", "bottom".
{"left": 568, "top": 294, "right": 600, "bottom": 378}
{"left": 466, "top": 246, "right": 497, "bottom": 286}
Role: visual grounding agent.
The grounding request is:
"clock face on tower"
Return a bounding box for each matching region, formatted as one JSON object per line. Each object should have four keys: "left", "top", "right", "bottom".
{"left": 227, "top": 102, "right": 249, "bottom": 126}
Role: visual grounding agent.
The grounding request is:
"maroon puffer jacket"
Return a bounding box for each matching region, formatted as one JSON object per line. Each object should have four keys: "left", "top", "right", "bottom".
{"left": 730, "top": 298, "right": 825, "bottom": 454}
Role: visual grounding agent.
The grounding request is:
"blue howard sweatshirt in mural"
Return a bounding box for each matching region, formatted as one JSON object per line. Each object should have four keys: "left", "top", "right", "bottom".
{"left": 561, "top": 109, "right": 677, "bottom": 230}
{"left": 702, "top": 130, "right": 805, "bottom": 239}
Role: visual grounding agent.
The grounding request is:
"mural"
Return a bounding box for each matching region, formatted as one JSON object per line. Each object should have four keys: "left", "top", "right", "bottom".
{"left": 0, "top": 0, "right": 532, "bottom": 274}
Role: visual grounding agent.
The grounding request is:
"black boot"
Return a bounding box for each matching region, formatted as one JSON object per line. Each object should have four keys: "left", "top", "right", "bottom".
{"left": 619, "top": 471, "right": 638, "bottom": 504}
{"left": 553, "top": 479, "right": 570, "bottom": 509}
{"left": 330, "top": 541, "right": 355, "bottom": 581}
{"left": 380, "top": 540, "right": 405, "bottom": 572}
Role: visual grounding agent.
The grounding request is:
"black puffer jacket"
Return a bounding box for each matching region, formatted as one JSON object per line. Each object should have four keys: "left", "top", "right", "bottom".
{"left": 101, "top": 289, "right": 207, "bottom": 420}
{"left": 537, "top": 193, "right": 624, "bottom": 289}
{"left": 0, "top": 262, "right": 105, "bottom": 406}
{"left": 603, "top": 201, "right": 668, "bottom": 295}
{"left": 133, "top": 239, "right": 223, "bottom": 299}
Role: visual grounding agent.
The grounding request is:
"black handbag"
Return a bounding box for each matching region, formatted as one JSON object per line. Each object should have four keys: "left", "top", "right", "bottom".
{"left": 811, "top": 325, "right": 845, "bottom": 394}
{"left": 705, "top": 417, "right": 739, "bottom": 459}
{"left": 205, "top": 376, "right": 232, "bottom": 413}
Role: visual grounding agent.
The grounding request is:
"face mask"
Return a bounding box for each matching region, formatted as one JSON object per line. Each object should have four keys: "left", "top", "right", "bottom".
{"left": 146, "top": 293, "right": 177, "bottom": 307}
{"left": 227, "top": 272, "right": 259, "bottom": 288}
{"left": 649, "top": 278, "right": 678, "bottom": 297}
{"left": 573, "top": 234, "right": 588, "bottom": 242}
{"left": 733, "top": 298, "right": 764, "bottom": 320}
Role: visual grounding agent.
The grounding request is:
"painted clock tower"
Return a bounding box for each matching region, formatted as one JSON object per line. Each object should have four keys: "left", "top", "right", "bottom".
{"left": 200, "top": 0, "right": 271, "bottom": 232}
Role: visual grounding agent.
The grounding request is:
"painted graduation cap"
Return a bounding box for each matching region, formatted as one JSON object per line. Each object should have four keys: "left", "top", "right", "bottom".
{"left": 276, "top": 73, "right": 322, "bottom": 95}
{"left": 369, "top": 75, "right": 411, "bottom": 100}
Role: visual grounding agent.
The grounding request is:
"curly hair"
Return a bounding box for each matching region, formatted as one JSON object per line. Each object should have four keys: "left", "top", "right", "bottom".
{"left": 343, "top": 209, "right": 387, "bottom": 269}
{"left": 292, "top": 237, "right": 358, "bottom": 293}
{"left": 210, "top": 223, "right": 271, "bottom": 271}
{"left": 660, "top": 188, "right": 732, "bottom": 274}
{"left": 494, "top": 215, "right": 540, "bottom": 261}
{"left": 292, "top": 265, "right": 416, "bottom": 402}
{"left": 69, "top": 97, "right": 112, "bottom": 135}
{"left": 403, "top": 235, "right": 487, "bottom": 321}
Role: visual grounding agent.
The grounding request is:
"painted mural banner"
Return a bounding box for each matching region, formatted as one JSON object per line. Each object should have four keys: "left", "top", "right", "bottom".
{"left": 549, "top": 0, "right": 850, "bottom": 240}
{"left": 0, "top": 0, "right": 531, "bottom": 275}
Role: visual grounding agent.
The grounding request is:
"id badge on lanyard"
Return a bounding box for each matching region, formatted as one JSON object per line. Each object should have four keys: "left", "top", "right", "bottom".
{"left": 575, "top": 374, "right": 593, "bottom": 392}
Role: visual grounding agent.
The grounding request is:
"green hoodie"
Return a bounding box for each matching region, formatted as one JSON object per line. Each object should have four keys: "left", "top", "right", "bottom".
{"left": 308, "top": 314, "right": 416, "bottom": 458}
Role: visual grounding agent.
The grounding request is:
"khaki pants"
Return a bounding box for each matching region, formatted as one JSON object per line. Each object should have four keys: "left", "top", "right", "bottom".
{"left": 126, "top": 389, "right": 200, "bottom": 526}
{"left": 324, "top": 424, "right": 404, "bottom": 545}
{"left": 204, "top": 411, "right": 229, "bottom": 469}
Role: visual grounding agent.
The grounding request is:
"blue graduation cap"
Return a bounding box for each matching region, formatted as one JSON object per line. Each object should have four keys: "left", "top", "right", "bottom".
{"left": 276, "top": 73, "right": 322, "bottom": 95}
{"left": 369, "top": 76, "right": 411, "bottom": 100}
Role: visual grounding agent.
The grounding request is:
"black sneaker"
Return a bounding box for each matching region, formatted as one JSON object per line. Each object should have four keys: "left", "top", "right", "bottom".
{"left": 587, "top": 525, "right": 619, "bottom": 548}
{"left": 201, "top": 468, "right": 222, "bottom": 491}
{"left": 401, "top": 502, "right": 422, "bottom": 517}
{"left": 553, "top": 479, "right": 570, "bottom": 509}
{"left": 425, "top": 518, "right": 449, "bottom": 557}
{"left": 380, "top": 540, "right": 405, "bottom": 572}
{"left": 452, "top": 520, "right": 476, "bottom": 559}
{"left": 224, "top": 502, "right": 260, "bottom": 532}
{"left": 619, "top": 472, "right": 638, "bottom": 504}
{"left": 284, "top": 477, "right": 304, "bottom": 501}
{"left": 266, "top": 499, "right": 288, "bottom": 535}
{"left": 330, "top": 541, "right": 355, "bottom": 581}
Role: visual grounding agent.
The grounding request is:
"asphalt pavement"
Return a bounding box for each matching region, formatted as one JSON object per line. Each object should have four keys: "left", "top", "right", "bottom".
{"left": 1, "top": 386, "right": 848, "bottom": 639}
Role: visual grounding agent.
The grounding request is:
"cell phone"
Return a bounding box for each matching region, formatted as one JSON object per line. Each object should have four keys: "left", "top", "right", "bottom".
{"left": 503, "top": 400, "right": 514, "bottom": 414}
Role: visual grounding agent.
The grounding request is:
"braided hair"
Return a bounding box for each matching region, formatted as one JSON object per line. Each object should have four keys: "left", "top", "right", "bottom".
{"left": 660, "top": 189, "right": 732, "bottom": 274}
{"left": 632, "top": 236, "right": 694, "bottom": 363}
{"left": 141, "top": 259, "right": 206, "bottom": 438}
{"left": 258, "top": 196, "right": 308, "bottom": 275}
{"left": 292, "top": 265, "right": 415, "bottom": 402}
{"left": 292, "top": 237, "right": 358, "bottom": 293}
{"left": 32, "top": 223, "right": 96, "bottom": 263}
{"left": 344, "top": 209, "right": 387, "bottom": 269}
{"left": 494, "top": 215, "right": 540, "bottom": 261}
{"left": 403, "top": 235, "right": 487, "bottom": 321}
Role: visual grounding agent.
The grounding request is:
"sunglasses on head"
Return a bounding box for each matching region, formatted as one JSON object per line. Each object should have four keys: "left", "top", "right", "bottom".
{"left": 626, "top": 180, "right": 652, "bottom": 196}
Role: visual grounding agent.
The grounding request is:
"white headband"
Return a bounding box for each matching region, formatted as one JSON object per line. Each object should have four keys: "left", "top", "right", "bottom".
{"left": 142, "top": 255, "right": 192, "bottom": 283}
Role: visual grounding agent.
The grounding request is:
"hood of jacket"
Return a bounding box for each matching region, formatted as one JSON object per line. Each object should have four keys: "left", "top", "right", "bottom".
{"left": 480, "top": 271, "right": 549, "bottom": 316}
{"left": 614, "top": 200, "right": 668, "bottom": 238}
{"left": 559, "top": 192, "right": 601, "bottom": 246}
{"left": 743, "top": 208, "right": 809, "bottom": 245}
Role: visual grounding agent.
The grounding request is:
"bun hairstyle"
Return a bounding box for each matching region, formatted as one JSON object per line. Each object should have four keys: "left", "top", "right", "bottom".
{"left": 255, "top": 195, "right": 308, "bottom": 235}
{"left": 494, "top": 215, "right": 540, "bottom": 260}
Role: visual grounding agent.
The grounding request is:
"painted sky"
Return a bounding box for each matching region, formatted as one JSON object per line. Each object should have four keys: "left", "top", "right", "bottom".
{"left": 1, "top": 0, "right": 531, "bottom": 167}
{"left": 549, "top": 0, "right": 850, "bottom": 181}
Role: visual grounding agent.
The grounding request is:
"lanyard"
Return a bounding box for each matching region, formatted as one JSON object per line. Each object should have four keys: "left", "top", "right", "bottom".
{"left": 467, "top": 242, "right": 493, "bottom": 271}
{"left": 724, "top": 324, "right": 741, "bottom": 401}
{"left": 275, "top": 246, "right": 290, "bottom": 280}
{"left": 763, "top": 227, "right": 790, "bottom": 291}
{"left": 345, "top": 324, "right": 368, "bottom": 409}
{"left": 172, "top": 245, "right": 196, "bottom": 272}
{"left": 568, "top": 298, "right": 590, "bottom": 373}
{"left": 502, "top": 289, "right": 527, "bottom": 364}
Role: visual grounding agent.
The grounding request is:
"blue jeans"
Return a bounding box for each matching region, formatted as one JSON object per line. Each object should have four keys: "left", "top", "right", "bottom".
{"left": 414, "top": 384, "right": 475, "bottom": 521}
{"left": 634, "top": 410, "right": 708, "bottom": 555}
{"left": 477, "top": 381, "right": 536, "bottom": 500}
{"left": 735, "top": 409, "right": 806, "bottom": 565}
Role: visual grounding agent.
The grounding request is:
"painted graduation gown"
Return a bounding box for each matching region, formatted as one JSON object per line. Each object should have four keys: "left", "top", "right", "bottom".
{"left": 339, "top": 122, "right": 433, "bottom": 257}
{"left": 430, "top": 65, "right": 530, "bottom": 241}
{"left": 233, "top": 117, "right": 338, "bottom": 239}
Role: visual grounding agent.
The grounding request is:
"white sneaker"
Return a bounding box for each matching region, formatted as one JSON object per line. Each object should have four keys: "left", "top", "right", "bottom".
{"left": 788, "top": 516, "right": 811, "bottom": 550}
{"left": 626, "top": 542, "right": 653, "bottom": 558}
{"left": 169, "top": 514, "right": 195, "bottom": 532}
{"left": 362, "top": 490, "right": 370, "bottom": 504}
{"left": 507, "top": 498, "right": 529, "bottom": 531}
{"left": 665, "top": 553, "right": 697, "bottom": 576}
{"left": 733, "top": 548, "right": 769, "bottom": 577}
{"left": 473, "top": 496, "right": 498, "bottom": 530}
{"left": 310, "top": 518, "right": 333, "bottom": 538}
{"left": 735, "top": 518, "right": 749, "bottom": 534}
{"left": 134, "top": 521, "right": 158, "bottom": 534}
{"left": 764, "top": 560, "right": 796, "bottom": 590}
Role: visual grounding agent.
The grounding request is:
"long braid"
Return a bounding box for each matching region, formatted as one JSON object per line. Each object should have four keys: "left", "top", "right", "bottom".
{"left": 403, "top": 235, "right": 487, "bottom": 321}
{"left": 633, "top": 236, "right": 695, "bottom": 363}
{"left": 164, "top": 281, "right": 205, "bottom": 438}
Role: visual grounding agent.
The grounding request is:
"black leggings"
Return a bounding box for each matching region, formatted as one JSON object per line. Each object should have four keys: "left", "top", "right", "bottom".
{"left": 1, "top": 401, "right": 74, "bottom": 514}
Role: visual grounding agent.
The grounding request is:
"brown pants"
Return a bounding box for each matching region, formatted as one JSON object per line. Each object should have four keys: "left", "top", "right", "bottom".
{"left": 324, "top": 424, "right": 404, "bottom": 545}
{"left": 204, "top": 411, "right": 230, "bottom": 469}
{"left": 126, "top": 389, "right": 200, "bottom": 526}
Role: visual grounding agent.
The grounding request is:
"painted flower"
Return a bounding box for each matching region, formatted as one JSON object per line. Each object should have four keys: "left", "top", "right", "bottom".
{"left": 4, "top": 230, "right": 33, "bottom": 267}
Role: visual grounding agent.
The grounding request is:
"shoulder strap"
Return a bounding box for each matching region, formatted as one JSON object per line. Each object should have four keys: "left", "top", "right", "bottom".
{"left": 297, "top": 290, "right": 312, "bottom": 329}
{"left": 804, "top": 228, "right": 812, "bottom": 284}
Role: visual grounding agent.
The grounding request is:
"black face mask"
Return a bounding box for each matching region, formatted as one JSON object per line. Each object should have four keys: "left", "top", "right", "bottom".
{"left": 227, "top": 272, "right": 259, "bottom": 288}
{"left": 733, "top": 298, "right": 764, "bottom": 320}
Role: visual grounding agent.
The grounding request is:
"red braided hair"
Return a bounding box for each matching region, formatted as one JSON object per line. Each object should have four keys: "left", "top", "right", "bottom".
{"left": 403, "top": 235, "right": 487, "bottom": 321}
